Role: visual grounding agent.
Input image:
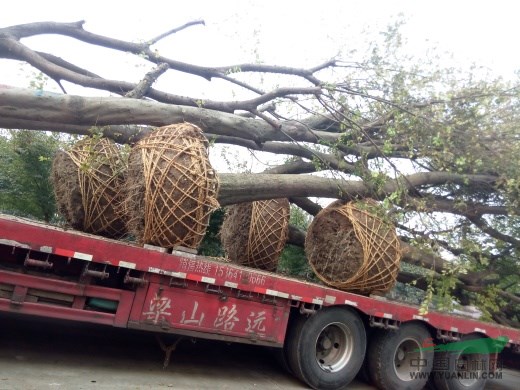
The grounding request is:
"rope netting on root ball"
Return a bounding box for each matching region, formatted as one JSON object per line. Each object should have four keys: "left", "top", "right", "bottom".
{"left": 125, "top": 123, "right": 219, "bottom": 250}
{"left": 220, "top": 199, "right": 290, "bottom": 272}
{"left": 51, "top": 137, "right": 127, "bottom": 238}
{"left": 305, "top": 200, "right": 401, "bottom": 294}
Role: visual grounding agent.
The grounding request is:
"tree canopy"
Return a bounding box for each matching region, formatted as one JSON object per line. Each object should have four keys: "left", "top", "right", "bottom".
{"left": 0, "top": 20, "right": 518, "bottom": 326}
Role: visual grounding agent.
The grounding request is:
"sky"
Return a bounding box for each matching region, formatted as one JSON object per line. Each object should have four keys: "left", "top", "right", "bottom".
{"left": 2, "top": 0, "right": 519, "bottom": 86}
{"left": 1, "top": 0, "right": 519, "bottom": 173}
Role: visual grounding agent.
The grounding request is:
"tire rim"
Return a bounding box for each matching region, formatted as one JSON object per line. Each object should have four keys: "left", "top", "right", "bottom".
{"left": 455, "top": 351, "right": 481, "bottom": 387}
{"left": 392, "top": 337, "right": 423, "bottom": 381}
{"left": 314, "top": 322, "right": 354, "bottom": 373}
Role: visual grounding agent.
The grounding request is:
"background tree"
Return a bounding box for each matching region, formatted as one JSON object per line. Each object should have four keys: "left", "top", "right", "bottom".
{"left": 278, "top": 206, "right": 314, "bottom": 280}
{"left": 0, "top": 129, "right": 63, "bottom": 222}
{"left": 0, "top": 20, "right": 518, "bottom": 326}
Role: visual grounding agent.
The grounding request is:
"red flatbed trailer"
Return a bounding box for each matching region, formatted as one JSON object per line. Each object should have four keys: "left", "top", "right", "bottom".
{"left": 1, "top": 214, "right": 518, "bottom": 390}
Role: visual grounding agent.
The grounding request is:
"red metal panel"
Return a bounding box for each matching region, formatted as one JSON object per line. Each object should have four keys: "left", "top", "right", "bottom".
{"left": 0, "top": 269, "right": 134, "bottom": 328}
{"left": 138, "top": 283, "right": 289, "bottom": 345}
{"left": 0, "top": 270, "right": 126, "bottom": 302}
{"left": 113, "top": 290, "right": 135, "bottom": 327}
{"left": 128, "top": 283, "right": 150, "bottom": 323}
{"left": 1, "top": 215, "right": 520, "bottom": 347}
{"left": 0, "top": 299, "right": 117, "bottom": 326}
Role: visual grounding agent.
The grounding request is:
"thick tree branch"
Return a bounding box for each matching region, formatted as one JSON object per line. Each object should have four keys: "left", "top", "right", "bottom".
{"left": 0, "top": 85, "right": 340, "bottom": 144}
{"left": 467, "top": 216, "right": 520, "bottom": 248}
{"left": 264, "top": 159, "right": 317, "bottom": 175}
{"left": 216, "top": 172, "right": 499, "bottom": 206}
{"left": 289, "top": 197, "right": 323, "bottom": 216}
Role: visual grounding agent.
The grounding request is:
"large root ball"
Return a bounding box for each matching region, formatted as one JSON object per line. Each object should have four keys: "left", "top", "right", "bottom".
{"left": 125, "top": 123, "right": 219, "bottom": 249}
{"left": 305, "top": 200, "right": 401, "bottom": 294}
{"left": 220, "top": 199, "right": 290, "bottom": 272}
{"left": 51, "top": 137, "right": 127, "bottom": 238}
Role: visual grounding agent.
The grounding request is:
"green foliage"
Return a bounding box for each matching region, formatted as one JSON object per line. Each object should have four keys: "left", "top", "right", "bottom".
{"left": 277, "top": 206, "right": 316, "bottom": 280}
{"left": 333, "top": 23, "right": 520, "bottom": 322}
{"left": 288, "top": 204, "right": 312, "bottom": 230}
{"left": 418, "top": 274, "right": 435, "bottom": 316}
{"left": 474, "top": 285, "right": 507, "bottom": 322}
{"left": 278, "top": 244, "right": 316, "bottom": 280}
{"left": 433, "top": 262, "right": 469, "bottom": 312}
{"left": 198, "top": 208, "right": 226, "bottom": 257}
{"left": 0, "top": 130, "right": 63, "bottom": 222}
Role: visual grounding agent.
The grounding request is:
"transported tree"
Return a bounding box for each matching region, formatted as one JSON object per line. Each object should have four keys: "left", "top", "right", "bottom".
{"left": 0, "top": 20, "right": 518, "bottom": 326}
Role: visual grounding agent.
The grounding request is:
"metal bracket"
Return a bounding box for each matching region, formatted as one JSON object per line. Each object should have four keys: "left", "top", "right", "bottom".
{"left": 262, "top": 295, "right": 277, "bottom": 305}
{"left": 299, "top": 302, "right": 318, "bottom": 315}
{"left": 168, "top": 277, "right": 187, "bottom": 288}
{"left": 437, "top": 329, "right": 461, "bottom": 342}
{"left": 24, "top": 253, "right": 53, "bottom": 269}
{"left": 237, "top": 290, "right": 253, "bottom": 300}
{"left": 205, "top": 284, "right": 222, "bottom": 295}
{"left": 369, "top": 316, "right": 400, "bottom": 330}
{"left": 124, "top": 270, "right": 147, "bottom": 286}
{"left": 82, "top": 263, "right": 109, "bottom": 279}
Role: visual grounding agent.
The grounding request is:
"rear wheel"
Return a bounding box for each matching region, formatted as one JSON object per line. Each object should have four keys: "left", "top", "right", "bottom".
{"left": 433, "top": 334, "right": 490, "bottom": 390}
{"left": 367, "top": 322, "right": 433, "bottom": 390}
{"left": 271, "top": 347, "right": 292, "bottom": 374}
{"left": 285, "top": 307, "right": 366, "bottom": 390}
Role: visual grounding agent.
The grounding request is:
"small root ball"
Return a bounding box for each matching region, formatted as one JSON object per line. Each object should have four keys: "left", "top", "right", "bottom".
{"left": 52, "top": 137, "right": 127, "bottom": 238}
{"left": 305, "top": 200, "right": 401, "bottom": 294}
{"left": 221, "top": 199, "right": 290, "bottom": 272}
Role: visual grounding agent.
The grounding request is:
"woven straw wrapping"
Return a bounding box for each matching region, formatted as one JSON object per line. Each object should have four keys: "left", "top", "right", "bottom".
{"left": 125, "top": 123, "right": 219, "bottom": 249}
{"left": 306, "top": 200, "right": 401, "bottom": 294}
{"left": 220, "top": 199, "right": 290, "bottom": 272}
{"left": 52, "top": 137, "right": 127, "bottom": 238}
{"left": 247, "top": 199, "right": 290, "bottom": 271}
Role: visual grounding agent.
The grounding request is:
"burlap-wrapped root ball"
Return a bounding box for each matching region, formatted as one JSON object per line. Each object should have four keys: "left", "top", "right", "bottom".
{"left": 52, "top": 137, "right": 127, "bottom": 238}
{"left": 125, "top": 123, "right": 219, "bottom": 249}
{"left": 305, "top": 200, "right": 401, "bottom": 294}
{"left": 220, "top": 199, "right": 290, "bottom": 272}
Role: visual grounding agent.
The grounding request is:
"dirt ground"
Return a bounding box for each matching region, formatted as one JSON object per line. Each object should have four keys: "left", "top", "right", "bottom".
{"left": 0, "top": 313, "right": 517, "bottom": 390}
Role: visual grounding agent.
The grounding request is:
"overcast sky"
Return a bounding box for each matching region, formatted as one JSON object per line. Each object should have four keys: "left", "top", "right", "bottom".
{"left": 3, "top": 0, "right": 519, "bottom": 84}
{"left": 2, "top": 0, "right": 518, "bottom": 173}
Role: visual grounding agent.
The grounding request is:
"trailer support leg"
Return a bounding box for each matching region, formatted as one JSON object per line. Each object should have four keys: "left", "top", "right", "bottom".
{"left": 156, "top": 335, "right": 183, "bottom": 368}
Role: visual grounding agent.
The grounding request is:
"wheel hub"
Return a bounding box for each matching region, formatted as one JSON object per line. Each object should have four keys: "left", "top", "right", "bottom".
{"left": 315, "top": 322, "right": 354, "bottom": 373}
{"left": 393, "top": 338, "right": 422, "bottom": 382}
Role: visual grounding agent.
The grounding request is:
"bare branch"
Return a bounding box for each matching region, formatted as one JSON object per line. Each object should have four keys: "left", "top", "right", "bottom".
{"left": 405, "top": 197, "right": 511, "bottom": 217}
{"left": 147, "top": 19, "right": 205, "bottom": 45}
{"left": 0, "top": 21, "right": 333, "bottom": 89}
{"left": 125, "top": 63, "right": 169, "bottom": 99}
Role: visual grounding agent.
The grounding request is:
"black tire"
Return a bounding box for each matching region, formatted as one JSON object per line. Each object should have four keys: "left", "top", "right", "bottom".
{"left": 433, "top": 334, "right": 490, "bottom": 390}
{"left": 285, "top": 307, "right": 366, "bottom": 390}
{"left": 367, "top": 322, "right": 434, "bottom": 390}
{"left": 356, "top": 354, "right": 371, "bottom": 384}
{"left": 356, "top": 327, "right": 375, "bottom": 384}
{"left": 285, "top": 313, "right": 307, "bottom": 382}
{"left": 271, "top": 346, "right": 292, "bottom": 375}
